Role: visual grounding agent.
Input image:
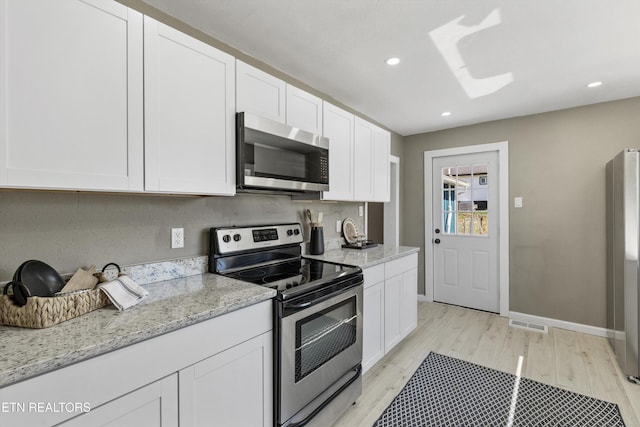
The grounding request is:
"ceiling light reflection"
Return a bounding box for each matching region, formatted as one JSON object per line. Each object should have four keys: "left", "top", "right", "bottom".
{"left": 429, "top": 8, "right": 513, "bottom": 99}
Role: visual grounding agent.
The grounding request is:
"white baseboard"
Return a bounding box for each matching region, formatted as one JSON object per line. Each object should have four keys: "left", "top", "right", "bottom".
{"left": 509, "top": 311, "right": 609, "bottom": 338}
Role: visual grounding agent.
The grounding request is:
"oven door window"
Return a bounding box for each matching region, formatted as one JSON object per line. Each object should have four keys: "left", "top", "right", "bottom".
{"left": 295, "top": 296, "right": 358, "bottom": 382}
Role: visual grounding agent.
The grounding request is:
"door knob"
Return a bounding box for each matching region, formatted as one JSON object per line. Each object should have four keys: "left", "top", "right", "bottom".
{"left": 434, "top": 238, "right": 441, "bottom": 244}
{"left": 435, "top": 228, "right": 441, "bottom": 234}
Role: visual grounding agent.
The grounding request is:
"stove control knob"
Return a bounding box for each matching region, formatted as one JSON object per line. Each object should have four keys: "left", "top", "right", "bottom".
{"left": 293, "top": 229, "right": 300, "bottom": 235}
{"left": 233, "top": 233, "right": 241, "bottom": 242}
{"left": 222, "top": 235, "right": 231, "bottom": 243}
{"left": 287, "top": 229, "right": 293, "bottom": 236}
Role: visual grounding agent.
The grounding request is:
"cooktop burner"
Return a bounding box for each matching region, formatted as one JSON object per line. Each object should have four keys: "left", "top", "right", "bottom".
{"left": 225, "top": 257, "right": 353, "bottom": 293}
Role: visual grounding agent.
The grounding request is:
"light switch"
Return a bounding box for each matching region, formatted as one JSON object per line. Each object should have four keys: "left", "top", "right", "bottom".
{"left": 514, "top": 197, "right": 523, "bottom": 208}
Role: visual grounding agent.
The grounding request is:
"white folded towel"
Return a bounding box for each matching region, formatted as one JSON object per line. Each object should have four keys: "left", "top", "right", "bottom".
{"left": 97, "top": 275, "right": 149, "bottom": 311}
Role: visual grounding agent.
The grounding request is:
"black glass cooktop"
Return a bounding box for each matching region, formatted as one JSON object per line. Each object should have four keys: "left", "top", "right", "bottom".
{"left": 225, "top": 257, "right": 357, "bottom": 294}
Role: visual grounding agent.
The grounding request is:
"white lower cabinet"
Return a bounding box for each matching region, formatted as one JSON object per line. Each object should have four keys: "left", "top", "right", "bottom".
{"left": 384, "top": 273, "right": 404, "bottom": 352}
{"left": 0, "top": 301, "right": 272, "bottom": 427}
{"left": 179, "top": 333, "right": 272, "bottom": 427}
{"left": 362, "top": 270, "right": 385, "bottom": 372}
{"left": 58, "top": 375, "right": 178, "bottom": 427}
{"left": 362, "top": 253, "right": 418, "bottom": 374}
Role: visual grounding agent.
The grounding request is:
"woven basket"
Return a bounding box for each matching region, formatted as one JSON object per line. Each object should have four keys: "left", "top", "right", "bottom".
{"left": 0, "top": 289, "right": 111, "bottom": 329}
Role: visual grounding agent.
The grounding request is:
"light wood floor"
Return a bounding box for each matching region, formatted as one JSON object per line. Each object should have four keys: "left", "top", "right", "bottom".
{"left": 334, "top": 301, "right": 640, "bottom": 427}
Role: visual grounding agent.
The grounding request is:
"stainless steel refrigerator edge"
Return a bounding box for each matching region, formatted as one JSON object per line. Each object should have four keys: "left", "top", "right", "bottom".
{"left": 607, "top": 149, "right": 640, "bottom": 384}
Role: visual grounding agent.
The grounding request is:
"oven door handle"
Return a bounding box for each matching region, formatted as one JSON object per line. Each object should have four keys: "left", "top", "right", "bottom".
{"left": 288, "top": 364, "right": 362, "bottom": 427}
{"left": 287, "top": 301, "right": 313, "bottom": 310}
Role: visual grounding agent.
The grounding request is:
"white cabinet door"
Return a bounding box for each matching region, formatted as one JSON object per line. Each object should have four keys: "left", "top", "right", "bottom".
{"left": 179, "top": 332, "right": 273, "bottom": 427}
{"left": 353, "top": 117, "right": 375, "bottom": 201}
{"left": 384, "top": 273, "right": 403, "bottom": 353}
{"left": 0, "top": 0, "right": 143, "bottom": 191}
{"left": 401, "top": 268, "right": 418, "bottom": 338}
{"left": 322, "top": 102, "right": 355, "bottom": 201}
{"left": 59, "top": 375, "right": 178, "bottom": 427}
{"left": 144, "top": 17, "right": 235, "bottom": 195}
{"left": 286, "top": 84, "right": 322, "bottom": 134}
{"left": 385, "top": 254, "right": 418, "bottom": 351}
{"left": 372, "top": 126, "right": 391, "bottom": 202}
{"left": 363, "top": 280, "right": 385, "bottom": 374}
{"left": 236, "top": 60, "right": 285, "bottom": 123}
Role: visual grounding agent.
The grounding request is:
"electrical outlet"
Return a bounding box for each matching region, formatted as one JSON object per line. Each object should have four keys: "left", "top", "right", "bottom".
{"left": 514, "top": 197, "right": 523, "bottom": 208}
{"left": 358, "top": 205, "right": 364, "bottom": 217}
{"left": 336, "top": 220, "right": 342, "bottom": 233}
{"left": 171, "top": 228, "right": 184, "bottom": 249}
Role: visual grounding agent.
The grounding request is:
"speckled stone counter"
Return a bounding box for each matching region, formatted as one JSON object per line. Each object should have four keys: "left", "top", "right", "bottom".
{"left": 305, "top": 244, "right": 420, "bottom": 268}
{"left": 0, "top": 273, "right": 275, "bottom": 388}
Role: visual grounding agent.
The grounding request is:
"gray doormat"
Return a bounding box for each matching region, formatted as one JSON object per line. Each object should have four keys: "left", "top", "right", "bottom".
{"left": 373, "top": 352, "right": 625, "bottom": 426}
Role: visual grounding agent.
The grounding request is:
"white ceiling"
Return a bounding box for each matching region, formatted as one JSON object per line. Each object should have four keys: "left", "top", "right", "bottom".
{"left": 141, "top": 0, "right": 640, "bottom": 136}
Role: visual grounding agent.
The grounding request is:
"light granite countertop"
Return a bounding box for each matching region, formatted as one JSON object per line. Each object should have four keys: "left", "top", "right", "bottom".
{"left": 305, "top": 244, "right": 420, "bottom": 268}
{"left": 0, "top": 273, "right": 275, "bottom": 388}
{"left": 0, "top": 247, "right": 417, "bottom": 389}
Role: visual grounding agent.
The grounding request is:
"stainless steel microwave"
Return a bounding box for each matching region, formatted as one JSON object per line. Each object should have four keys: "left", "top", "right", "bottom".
{"left": 236, "top": 112, "right": 329, "bottom": 193}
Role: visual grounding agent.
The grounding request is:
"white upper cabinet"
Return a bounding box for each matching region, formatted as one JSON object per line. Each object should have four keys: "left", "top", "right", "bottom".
{"left": 322, "top": 102, "right": 355, "bottom": 201}
{"left": 0, "top": 0, "right": 144, "bottom": 191}
{"left": 144, "top": 17, "right": 235, "bottom": 195}
{"left": 353, "top": 117, "right": 375, "bottom": 201}
{"left": 373, "top": 125, "right": 391, "bottom": 202}
{"left": 286, "top": 85, "right": 322, "bottom": 134}
{"left": 353, "top": 118, "right": 391, "bottom": 202}
{"left": 236, "top": 60, "right": 286, "bottom": 123}
{"left": 322, "top": 104, "right": 390, "bottom": 202}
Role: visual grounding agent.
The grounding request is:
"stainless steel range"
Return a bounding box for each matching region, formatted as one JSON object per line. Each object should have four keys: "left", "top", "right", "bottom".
{"left": 209, "top": 223, "right": 363, "bottom": 427}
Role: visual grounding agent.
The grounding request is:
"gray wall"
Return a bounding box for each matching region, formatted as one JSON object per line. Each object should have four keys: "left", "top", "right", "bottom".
{"left": 402, "top": 97, "right": 640, "bottom": 328}
{"left": 0, "top": 191, "right": 361, "bottom": 281}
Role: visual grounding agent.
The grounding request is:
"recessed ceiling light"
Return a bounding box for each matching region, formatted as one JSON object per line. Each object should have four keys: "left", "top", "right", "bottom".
{"left": 441, "top": 111, "right": 452, "bottom": 117}
{"left": 385, "top": 57, "right": 400, "bottom": 66}
{"left": 587, "top": 81, "right": 603, "bottom": 88}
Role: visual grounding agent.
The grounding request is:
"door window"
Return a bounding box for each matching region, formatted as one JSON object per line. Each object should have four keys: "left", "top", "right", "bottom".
{"left": 441, "top": 164, "right": 489, "bottom": 236}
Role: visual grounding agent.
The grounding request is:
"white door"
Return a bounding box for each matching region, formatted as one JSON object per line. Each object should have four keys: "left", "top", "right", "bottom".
{"left": 432, "top": 151, "right": 499, "bottom": 312}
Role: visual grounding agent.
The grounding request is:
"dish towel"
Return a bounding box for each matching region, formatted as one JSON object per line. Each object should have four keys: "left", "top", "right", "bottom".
{"left": 97, "top": 276, "right": 149, "bottom": 311}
